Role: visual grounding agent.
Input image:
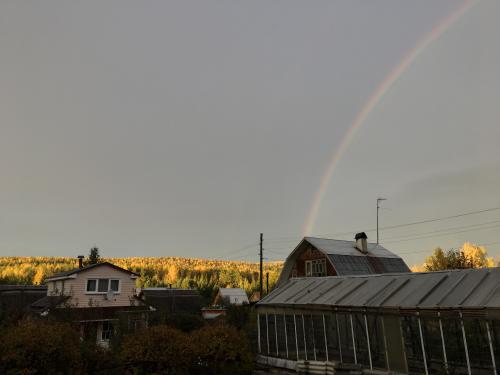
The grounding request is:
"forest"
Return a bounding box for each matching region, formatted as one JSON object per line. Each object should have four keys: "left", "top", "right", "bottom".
{"left": 0, "top": 256, "right": 283, "bottom": 299}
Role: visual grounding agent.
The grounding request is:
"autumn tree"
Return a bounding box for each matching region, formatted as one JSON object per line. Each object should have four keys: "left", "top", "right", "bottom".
{"left": 0, "top": 319, "right": 81, "bottom": 374}
{"left": 423, "top": 243, "right": 495, "bottom": 271}
{"left": 190, "top": 324, "right": 254, "bottom": 374}
{"left": 120, "top": 325, "right": 192, "bottom": 374}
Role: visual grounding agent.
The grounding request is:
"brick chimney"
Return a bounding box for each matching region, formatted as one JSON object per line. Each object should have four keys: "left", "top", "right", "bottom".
{"left": 77, "top": 255, "right": 84, "bottom": 268}
{"left": 355, "top": 232, "right": 368, "bottom": 253}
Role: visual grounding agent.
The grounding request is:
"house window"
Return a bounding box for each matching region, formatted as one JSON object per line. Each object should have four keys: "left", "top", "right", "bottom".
{"left": 101, "top": 321, "right": 114, "bottom": 341}
{"left": 306, "top": 261, "right": 312, "bottom": 277}
{"left": 305, "top": 259, "right": 326, "bottom": 277}
{"left": 86, "top": 278, "right": 120, "bottom": 293}
{"left": 86, "top": 279, "right": 97, "bottom": 292}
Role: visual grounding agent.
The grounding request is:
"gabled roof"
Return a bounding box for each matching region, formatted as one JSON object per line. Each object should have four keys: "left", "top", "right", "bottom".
{"left": 214, "top": 288, "right": 250, "bottom": 305}
{"left": 276, "top": 237, "right": 410, "bottom": 286}
{"left": 259, "top": 268, "right": 500, "bottom": 310}
{"left": 45, "top": 262, "right": 139, "bottom": 281}
{"left": 305, "top": 237, "right": 399, "bottom": 258}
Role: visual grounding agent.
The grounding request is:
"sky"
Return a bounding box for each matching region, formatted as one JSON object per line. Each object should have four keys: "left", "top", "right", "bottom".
{"left": 0, "top": 0, "right": 499, "bottom": 266}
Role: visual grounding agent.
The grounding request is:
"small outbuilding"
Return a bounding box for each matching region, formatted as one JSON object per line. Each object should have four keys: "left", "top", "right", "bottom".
{"left": 213, "top": 288, "right": 249, "bottom": 306}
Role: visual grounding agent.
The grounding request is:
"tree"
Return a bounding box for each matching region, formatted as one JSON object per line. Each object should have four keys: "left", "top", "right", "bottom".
{"left": 190, "top": 324, "right": 254, "bottom": 374}
{"left": 88, "top": 246, "right": 101, "bottom": 265}
{"left": 422, "top": 243, "right": 495, "bottom": 271}
{"left": 0, "top": 319, "right": 81, "bottom": 374}
{"left": 120, "top": 325, "right": 192, "bottom": 374}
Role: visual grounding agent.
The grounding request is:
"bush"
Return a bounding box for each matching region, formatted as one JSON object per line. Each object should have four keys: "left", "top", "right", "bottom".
{"left": 121, "top": 325, "right": 192, "bottom": 374}
{"left": 190, "top": 324, "right": 254, "bottom": 374}
{"left": 0, "top": 319, "right": 82, "bottom": 375}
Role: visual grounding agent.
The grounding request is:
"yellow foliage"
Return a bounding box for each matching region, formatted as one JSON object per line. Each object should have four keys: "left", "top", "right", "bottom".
{"left": 460, "top": 242, "right": 495, "bottom": 268}
{"left": 0, "top": 256, "right": 283, "bottom": 295}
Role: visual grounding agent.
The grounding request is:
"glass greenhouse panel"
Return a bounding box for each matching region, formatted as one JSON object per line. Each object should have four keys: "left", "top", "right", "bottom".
{"left": 285, "top": 315, "right": 297, "bottom": 359}
{"left": 337, "top": 313, "right": 355, "bottom": 364}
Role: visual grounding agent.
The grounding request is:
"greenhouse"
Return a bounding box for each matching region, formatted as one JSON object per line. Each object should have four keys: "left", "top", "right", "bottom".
{"left": 256, "top": 268, "right": 500, "bottom": 374}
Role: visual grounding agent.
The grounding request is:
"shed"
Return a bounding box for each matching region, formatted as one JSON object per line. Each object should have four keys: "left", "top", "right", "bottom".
{"left": 213, "top": 288, "right": 249, "bottom": 306}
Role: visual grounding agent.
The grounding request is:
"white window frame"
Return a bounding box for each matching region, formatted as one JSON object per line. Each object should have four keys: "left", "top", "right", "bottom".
{"left": 101, "top": 321, "right": 114, "bottom": 341}
{"left": 305, "top": 261, "right": 312, "bottom": 277}
{"left": 85, "top": 278, "right": 121, "bottom": 294}
{"left": 312, "top": 259, "right": 326, "bottom": 277}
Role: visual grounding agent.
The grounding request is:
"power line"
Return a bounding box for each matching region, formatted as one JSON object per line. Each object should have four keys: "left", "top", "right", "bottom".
{"left": 382, "top": 219, "right": 500, "bottom": 242}
{"left": 372, "top": 206, "right": 500, "bottom": 232}
{"left": 212, "top": 243, "right": 257, "bottom": 259}
{"left": 383, "top": 222, "right": 500, "bottom": 244}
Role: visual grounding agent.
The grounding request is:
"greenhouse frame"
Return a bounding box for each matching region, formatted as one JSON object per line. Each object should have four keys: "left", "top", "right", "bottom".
{"left": 256, "top": 268, "right": 500, "bottom": 374}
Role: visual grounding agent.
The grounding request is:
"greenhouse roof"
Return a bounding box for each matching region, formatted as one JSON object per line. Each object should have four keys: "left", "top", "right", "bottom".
{"left": 259, "top": 267, "right": 500, "bottom": 310}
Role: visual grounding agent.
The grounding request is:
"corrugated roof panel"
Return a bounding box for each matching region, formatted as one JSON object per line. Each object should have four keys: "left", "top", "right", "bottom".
{"left": 258, "top": 268, "right": 500, "bottom": 310}
{"left": 377, "top": 257, "right": 411, "bottom": 273}
{"left": 383, "top": 273, "right": 447, "bottom": 307}
{"left": 438, "top": 270, "right": 487, "bottom": 306}
{"left": 328, "top": 254, "right": 374, "bottom": 275}
{"left": 462, "top": 271, "right": 499, "bottom": 307}
{"left": 339, "top": 276, "right": 396, "bottom": 306}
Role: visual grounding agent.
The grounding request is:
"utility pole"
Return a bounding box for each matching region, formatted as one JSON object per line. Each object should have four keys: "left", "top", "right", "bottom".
{"left": 377, "top": 198, "right": 387, "bottom": 245}
{"left": 259, "top": 233, "right": 263, "bottom": 299}
{"left": 266, "top": 272, "right": 269, "bottom": 295}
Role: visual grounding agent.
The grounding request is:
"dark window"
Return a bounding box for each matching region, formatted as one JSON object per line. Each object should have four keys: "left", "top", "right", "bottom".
{"left": 86, "top": 279, "right": 97, "bottom": 292}
{"left": 110, "top": 279, "right": 119, "bottom": 291}
{"left": 101, "top": 321, "right": 114, "bottom": 341}
{"left": 98, "top": 279, "right": 109, "bottom": 292}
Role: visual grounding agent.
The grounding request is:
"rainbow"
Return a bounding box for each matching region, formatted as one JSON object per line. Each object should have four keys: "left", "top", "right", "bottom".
{"left": 302, "top": 0, "right": 477, "bottom": 236}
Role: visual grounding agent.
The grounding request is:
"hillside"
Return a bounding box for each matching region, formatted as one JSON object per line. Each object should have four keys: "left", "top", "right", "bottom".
{"left": 0, "top": 257, "right": 283, "bottom": 299}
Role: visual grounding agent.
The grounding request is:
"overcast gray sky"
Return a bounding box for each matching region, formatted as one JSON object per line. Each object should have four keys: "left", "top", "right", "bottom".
{"left": 0, "top": 0, "right": 499, "bottom": 266}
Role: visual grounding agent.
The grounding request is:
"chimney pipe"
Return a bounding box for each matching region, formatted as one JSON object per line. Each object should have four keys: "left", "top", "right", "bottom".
{"left": 77, "top": 255, "right": 84, "bottom": 268}
{"left": 354, "top": 232, "right": 368, "bottom": 254}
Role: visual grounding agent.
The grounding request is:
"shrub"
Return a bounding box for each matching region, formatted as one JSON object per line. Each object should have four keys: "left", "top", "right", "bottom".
{"left": 0, "top": 319, "right": 81, "bottom": 375}
{"left": 190, "top": 324, "right": 254, "bottom": 374}
{"left": 121, "top": 325, "right": 192, "bottom": 374}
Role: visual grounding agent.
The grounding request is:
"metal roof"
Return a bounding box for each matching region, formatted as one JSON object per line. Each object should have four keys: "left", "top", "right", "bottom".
{"left": 259, "top": 268, "right": 500, "bottom": 310}
{"left": 276, "top": 237, "right": 410, "bottom": 286}
{"left": 218, "top": 288, "right": 248, "bottom": 297}
{"left": 305, "top": 237, "right": 400, "bottom": 258}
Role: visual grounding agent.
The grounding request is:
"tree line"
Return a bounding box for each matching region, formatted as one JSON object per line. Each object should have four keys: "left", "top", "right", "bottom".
{"left": 0, "top": 255, "right": 283, "bottom": 300}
